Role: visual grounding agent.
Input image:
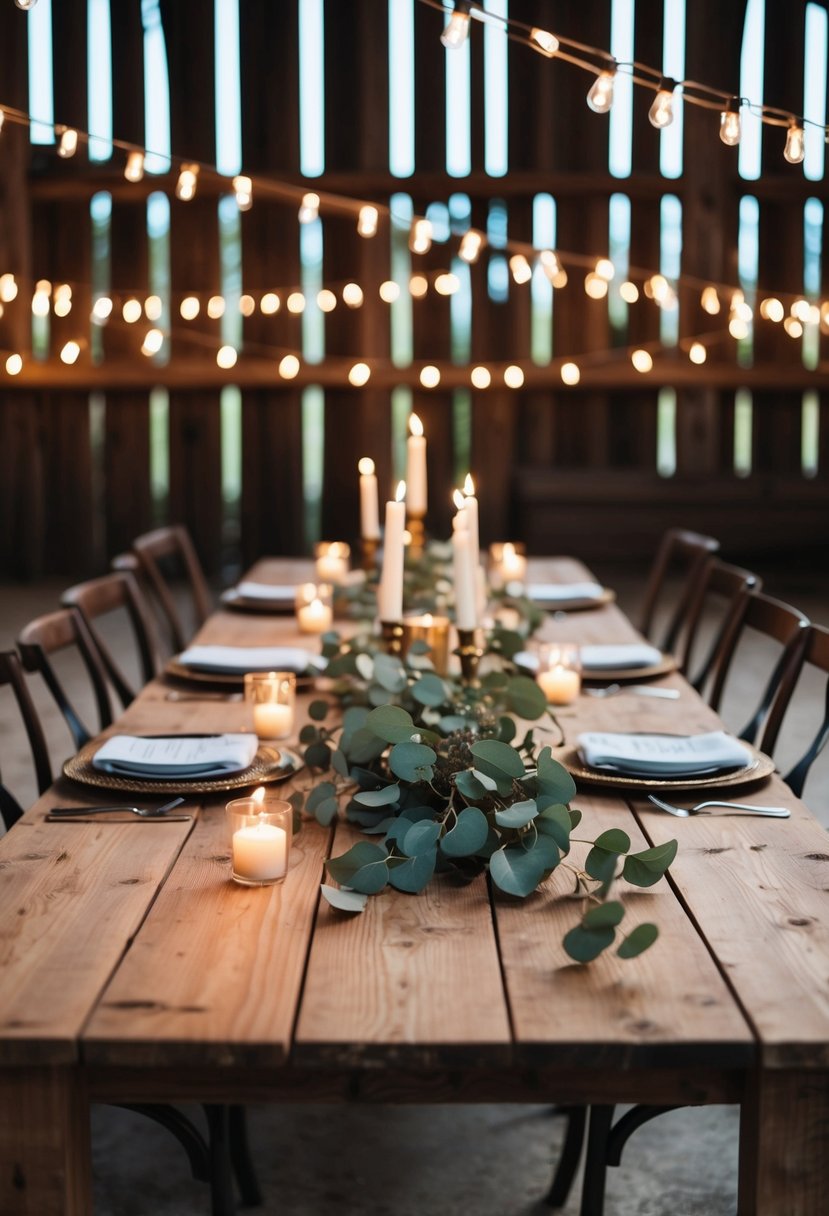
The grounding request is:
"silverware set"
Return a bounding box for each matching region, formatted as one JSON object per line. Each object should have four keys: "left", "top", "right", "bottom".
{"left": 647, "top": 794, "right": 790, "bottom": 818}
{"left": 47, "top": 797, "right": 190, "bottom": 821}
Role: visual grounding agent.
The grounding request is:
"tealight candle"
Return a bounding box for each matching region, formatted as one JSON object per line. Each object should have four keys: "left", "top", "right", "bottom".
{"left": 295, "top": 582, "right": 334, "bottom": 633}
{"left": 245, "top": 671, "right": 296, "bottom": 740}
{"left": 490, "top": 541, "right": 527, "bottom": 589}
{"left": 315, "top": 541, "right": 350, "bottom": 584}
{"left": 536, "top": 645, "right": 582, "bottom": 705}
{"left": 226, "top": 790, "right": 293, "bottom": 886}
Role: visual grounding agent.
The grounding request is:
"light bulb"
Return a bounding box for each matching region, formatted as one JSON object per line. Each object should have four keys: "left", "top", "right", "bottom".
{"left": 504, "top": 365, "right": 524, "bottom": 388}
{"left": 791, "top": 299, "right": 811, "bottom": 323}
{"left": 260, "top": 293, "right": 280, "bottom": 314}
{"left": 631, "top": 349, "right": 653, "bottom": 373}
{"left": 700, "top": 286, "right": 721, "bottom": 315}
{"left": 584, "top": 273, "right": 608, "bottom": 299}
{"left": 719, "top": 99, "right": 741, "bottom": 146}
{"left": 409, "top": 274, "right": 428, "bottom": 298}
{"left": 239, "top": 294, "right": 255, "bottom": 316}
{"left": 207, "top": 295, "right": 226, "bottom": 318}
{"left": 14, "top": 0, "right": 39, "bottom": 9}
{"left": 342, "top": 283, "right": 364, "bottom": 308}
{"left": 286, "top": 292, "right": 306, "bottom": 314}
{"left": 216, "top": 345, "right": 237, "bottom": 369}
{"left": 57, "top": 127, "right": 78, "bottom": 158}
{"left": 620, "top": 281, "right": 639, "bottom": 304}
{"left": 783, "top": 316, "right": 803, "bottom": 339}
{"left": 60, "top": 340, "right": 81, "bottom": 365}
{"left": 31, "top": 288, "right": 50, "bottom": 317}
{"left": 357, "top": 205, "right": 379, "bottom": 237}
{"left": 434, "top": 273, "right": 460, "bottom": 295}
{"left": 176, "top": 164, "right": 199, "bottom": 201}
{"left": 420, "top": 365, "right": 440, "bottom": 388}
{"left": 689, "top": 342, "right": 707, "bottom": 365}
{"left": 379, "top": 280, "right": 400, "bottom": 303}
{"left": 728, "top": 316, "right": 749, "bottom": 340}
{"left": 122, "top": 298, "right": 142, "bottom": 324}
{"left": 233, "top": 175, "right": 253, "bottom": 211}
{"left": 509, "top": 255, "right": 532, "bottom": 285}
{"left": 759, "top": 297, "right": 784, "bottom": 323}
{"left": 5, "top": 353, "right": 23, "bottom": 375}
{"left": 530, "top": 28, "right": 559, "bottom": 57}
{"left": 784, "top": 123, "right": 805, "bottom": 165}
{"left": 180, "top": 296, "right": 200, "bottom": 320}
{"left": 298, "top": 192, "right": 319, "bottom": 223}
{"left": 587, "top": 70, "right": 615, "bottom": 115}
{"left": 141, "top": 329, "right": 164, "bottom": 356}
{"left": 91, "top": 296, "right": 112, "bottom": 323}
{"left": 458, "top": 229, "right": 484, "bottom": 263}
{"left": 470, "top": 366, "right": 491, "bottom": 389}
{"left": 0, "top": 273, "right": 18, "bottom": 303}
{"left": 648, "top": 85, "right": 675, "bottom": 130}
{"left": 441, "top": 3, "right": 471, "bottom": 50}
{"left": 409, "top": 218, "right": 433, "bottom": 254}
{"left": 317, "top": 289, "right": 337, "bottom": 312}
{"left": 560, "top": 362, "right": 580, "bottom": 385}
{"left": 278, "top": 354, "right": 300, "bottom": 379}
{"left": 539, "top": 249, "right": 561, "bottom": 283}
{"left": 348, "top": 362, "right": 371, "bottom": 387}
{"left": 144, "top": 295, "right": 162, "bottom": 321}
{"left": 595, "top": 257, "right": 615, "bottom": 281}
{"left": 124, "top": 151, "right": 144, "bottom": 182}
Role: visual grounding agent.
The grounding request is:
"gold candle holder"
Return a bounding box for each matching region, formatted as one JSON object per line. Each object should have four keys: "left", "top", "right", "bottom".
{"left": 456, "top": 627, "right": 484, "bottom": 686}
{"left": 401, "top": 613, "right": 451, "bottom": 675}
{"left": 361, "top": 536, "right": 379, "bottom": 573}
{"left": 380, "top": 619, "right": 405, "bottom": 656}
{"left": 406, "top": 509, "right": 426, "bottom": 558}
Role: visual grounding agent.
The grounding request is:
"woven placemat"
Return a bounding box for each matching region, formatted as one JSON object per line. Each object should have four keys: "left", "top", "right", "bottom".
{"left": 63, "top": 744, "right": 303, "bottom": 796}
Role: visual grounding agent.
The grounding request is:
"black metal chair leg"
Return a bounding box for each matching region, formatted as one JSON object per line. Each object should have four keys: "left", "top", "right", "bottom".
{"left": 544, "top": 1105, "right": 587, "bottom": 1208}
{"left": 229, "top": 1105, "right": 263, "bottom": 1206}
{"left": 580, "top": 1105, "right": 615, "bottom": 1216}
{"left": 116, "top": 1103, "right": 212, "bottom": 1183}
{"left": 204, "top": 1104, "right": 237, "bottom": 1216}
{"left": 606, "top": 1103, "right": 684, "bottom": 1167}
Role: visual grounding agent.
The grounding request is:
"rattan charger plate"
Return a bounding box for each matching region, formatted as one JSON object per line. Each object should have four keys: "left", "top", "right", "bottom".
{"left": 555, "top": 742, "right": 775, "bottom": 792}
{"left": 63, "top": 743, "right": 303, "bottom": 796}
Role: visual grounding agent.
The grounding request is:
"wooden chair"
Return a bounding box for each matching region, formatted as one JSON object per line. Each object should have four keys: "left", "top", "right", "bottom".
{"left": 0, "top": 650, "right": 52, "bottom": 829}
{"left": 673, "top": 558, "right": 760, "bottom": 691}
{"left": 638, "top": 528, "right": 720, "bottom": 652}
{"left": 130, "top": 524, "right": 213, "bottom": 652}
{"left": 759, "top": 623, "right": 829, "bottom": 799}
{"left": 16, "top": 606, "right": 115, "bottom": 749}
{"left": 61, "top": 570, "right": 161, "bottom": 707}
{"left": 705, "top": 592, "right": 811, "bottom": 743}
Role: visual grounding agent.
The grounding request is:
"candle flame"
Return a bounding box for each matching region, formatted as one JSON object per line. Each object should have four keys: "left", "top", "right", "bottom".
{"left": 504, "top": 542, "right": 516, "bottom": 560}
{"left": 358, "top": 456, "right": 375, "bottom": 475}
{"left": 463, "top": 473, "right": 475, "bottom": 496}
{"left": 452, "top": 488, "right": 466, "bottom": 512}
{"left": 409, "top": 412, "right": 423, "bottom": 437}
{"left": 395, "top": 480, "right": 406, "bottom": 503}
{"left": 252, "top": 786, "right": 266, "bottom": 803}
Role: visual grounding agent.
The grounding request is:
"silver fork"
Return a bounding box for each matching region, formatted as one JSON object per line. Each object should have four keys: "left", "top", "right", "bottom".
{"left": 586, "top": 684, "right": 680, "bottom": 699}
{"left": 48, "top": 797, "right": 187, "bottom": 819}
{"left": 165, "top": 691, "right": 243, "bottom": 703}
{"left": 647, "top": 794, "right": 790, "bottom": 818}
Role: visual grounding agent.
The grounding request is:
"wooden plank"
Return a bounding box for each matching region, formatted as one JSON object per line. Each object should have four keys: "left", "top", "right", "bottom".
{"left": 0, "top": 1065, "right": 91, "bottom": 1216}
{"left": 103, "top": 392, "right": 153, "bottom": 558}
{"left": 168, "top": 393, "right": 223, "bottom": 578}
{"left": 739, "top": 1068, "right": 829, "bottom": 1216}
{"left": 41, "top": 393, "right": 96, "bottom": 576}
{"left": 0, "top": 394, "right": 46, "bottom": 577}
{"left": 294, "top": 826, "right": 513, "bottom": 1068}
{"left": 0, "top": 812, "right": 192, "bottom": 1066}
{"left": 0, "top": 4, "right": 31, "bottom": 355}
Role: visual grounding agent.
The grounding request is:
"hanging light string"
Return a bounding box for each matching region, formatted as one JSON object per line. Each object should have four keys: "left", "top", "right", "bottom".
{"left": 420, "top": 0, "right": 822, "bottom": 158}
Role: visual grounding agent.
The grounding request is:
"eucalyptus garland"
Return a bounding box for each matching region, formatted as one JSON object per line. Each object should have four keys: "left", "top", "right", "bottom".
{"left": 290, "top": 627, "right": 677, "bottom": 964}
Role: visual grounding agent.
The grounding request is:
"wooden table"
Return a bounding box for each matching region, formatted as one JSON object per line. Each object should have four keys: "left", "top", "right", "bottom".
{"left": 2, "top": 557, "right": 828, "bottom": 1215}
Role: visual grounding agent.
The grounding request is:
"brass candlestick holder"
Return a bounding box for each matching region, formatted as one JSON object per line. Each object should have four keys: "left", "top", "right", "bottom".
{"left": 456, "top": 627, "right": 483, "bottom": 686}
{"left": 406, "top": 509, "right": 426, "bottom": 558}
{"left": 361, "top": 536, "right": 379, "bottom": 573}
{"left": 380, "top": 619, "right": 405, "bottom": 657}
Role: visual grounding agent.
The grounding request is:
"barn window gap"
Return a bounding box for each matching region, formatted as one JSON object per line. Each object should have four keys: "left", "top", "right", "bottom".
{"left": 659, "top": 0, "right": 685, "bottom": 179}
{"left": 608, "top": 193, "right": 630, "bottom": 342}
{"left": 532, "top": 194, "right": 555, "bottom": 363}
{"left": 734, "top": 389, "right": 753, "bottom": 476}
{"left": 803, "top": 198, "right": 822, "bottom": 372}
{"left": 739, "top": 0, "right": 765, "bottom": 180}
{"left": 737, "top": 195, "right": 759, "bottom": 367}
{"left": 804, "top": 3, "right": 827, "bottom": 181}
{"left": 388, "top": 0, "right": 415, "bottom": 177}
{"left": 215, "top": 0, "right": 242, "bottom": 177}
{"left": 90, "top": 192, "right": 112, "bottom": 365}
{"left": 657, "top": 388, "right": 677, "bottom": 477}
{"left": 444, "top": 7, "right": 471, "bottom": 175}
{"left": 149, "top": 388, "right": 170, "bottom": 521}
{"left": 28, "top": 0, "right": 54, "bottom": 144}
{"left": 299, "top": 0, "right": 325, "bottom": 177}
{"left": 660, "top": 195, "right": 681, "bottom": 346}
{"left": 484, "top": 0, "right": 508, "bottom": 177}
{"left": 142, "top": 0, "right": 171, "bottom": 174}
{"left": 88, "top": 0, "right": 113, "bottom": 161}
{"left": 802, "top": 392, "right": 819, "bottom": 477}
{"left": 609, "top": 0, "right": 634, "bottom": 178}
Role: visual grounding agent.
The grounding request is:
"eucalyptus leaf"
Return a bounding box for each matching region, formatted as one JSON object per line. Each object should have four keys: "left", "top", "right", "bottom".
{"left": 373, "top": 653, "right": 408, "bottom": 693}
{"left": 623, "top": 840, "right": 678, "bottom": 888}
{"left": 536, "top": 747, "right": 577, "bottom": 803}
{"left": 505, "top": 675, "right": 548, "bottom": 720}
{"left": 347, "top": 728, "right": 388, "bottom": 765}
{"left": 536, "top": 803, "right": 572, "bottom": 852}
{"left": 489, "top": 844, "right": 546, "bottom": 897}
{"left": 563, "top": 923, "right": 616, "bottom": 963}
{"left": 366, "top": 705, "right": 417, "bottom": 744}
{"left": 585, "top": 846, "right": 619, "bottom": 883}
{"left": 481, "top": 671, "right": 509, "bottom": 692}
{"left": 388, "top": 741, "right": 436, "bottom": 783}
{"left": 470, "top": 739, "right": 525, "bottom": 783}
{"left": 326, "top": 841, "right": 388, "bottom": 886}
{"left": 331, "top": 748, "right": 350, "bottom": 778}
{"left": 440, "top": 807, "right": 489, "bottom": 857}
{"left": 308, "top": 699, "right": 330, "bottom": 722}
{"left": 583, "top": 900, "right": 625, "bottom": 930}
{"left": 594, "top": 828, "right": 631, "bottom": 855}
{"left": 498, "top": 716, "right": 517, "bottom": 744}
{"left": 495, "top": 798, "right": 539, "bottom": 829}
{"left": 320, "top": 884, "right": 368, "bottom": 913}
{"left": 388, "top": 849, "right": 437, "bottom": 893}
{"left": 353, "top": 783, "right": 401, "bottom": 808}
{"left": 411, "top": 672, "right": 449, "bottom": 707}
{"left": 299, "top": 724, "right": 319, "bottom": 745}
{"left": 617, "top": 923, "right": 659, "bottom": 958}
{"left": 355, "top": 653, "right": 375, "bottom": 681}
{"left": 454, "top": 770, "right": 491, "bottom": 803}
{"left": 490, "top": 627, "right": 525, "bottom": 660}
{"left": 439, "top": 714, "right": 472, "bottom": 733}
{"left": 313, "top": 796, "right": 340, "bottom": 826}
{"left": 402, "top": 819, "right": 441, "bottom": 857}
{"left": 306, "top": 781, "right": 337, "bottom": 813}
{"left": 304, "top": 741, "right": 332, "bottom": 770}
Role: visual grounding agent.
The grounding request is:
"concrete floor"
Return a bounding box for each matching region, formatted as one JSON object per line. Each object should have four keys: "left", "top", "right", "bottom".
{"left": 1, "top": 561, "right": 826, "bottom": 1214}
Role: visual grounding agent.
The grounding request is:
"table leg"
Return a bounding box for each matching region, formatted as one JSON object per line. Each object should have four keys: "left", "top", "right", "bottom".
{"left": 739, "top": 1068, "right": 829, "bottom": 1215}
{"left": 0, "top": 1066, "right": 92, "bottom": 1215}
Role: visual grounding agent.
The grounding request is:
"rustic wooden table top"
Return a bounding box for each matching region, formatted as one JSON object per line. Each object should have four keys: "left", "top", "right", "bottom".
{"left": 1, "top": 556, "right": 827, "bottom": 1215}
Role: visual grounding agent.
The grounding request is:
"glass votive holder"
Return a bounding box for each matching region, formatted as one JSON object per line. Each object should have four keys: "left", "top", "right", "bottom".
{"left": 536, "top": 644, "right": 582, "bottom": 705}
{"left": 315, "top": 541, "right": 350, "bottom": 584}
{"left": 401, "top": 613, "right": 451, "bottom": 675}
{"left": 244, "top": 671, "right": 296, "bottom": 740}
{"left": 226, "top": 790, "right": 293, "bottom": 887}
{"left": 489, "top": 541, "right": 527, "bottom": 591}
{"left": 295, "top": 582, "right": 334, "bottom": 633}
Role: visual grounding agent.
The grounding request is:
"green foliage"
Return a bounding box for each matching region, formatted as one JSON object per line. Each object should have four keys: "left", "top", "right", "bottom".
{"left": 290, "top": 618, "right": 675, "bottom": 965}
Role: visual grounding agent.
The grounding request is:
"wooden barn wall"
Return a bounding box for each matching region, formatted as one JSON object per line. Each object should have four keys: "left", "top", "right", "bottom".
{"left": 0, "top": 0, "right": 827, "bottom": 580}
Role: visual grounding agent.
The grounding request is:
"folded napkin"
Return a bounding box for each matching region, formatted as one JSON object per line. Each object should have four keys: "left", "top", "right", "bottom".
{"left": 235, "top": 581, "right": 296, "bottom": 604}
{"left": 528, "top": 582, "right": 605, "bottom": 603}
{"left": 93, "top": 733, "right": 259, "bottom": 778}
{"left": 178, "top": 645, "right": 324, "bottom": 675}
{"left": 577, "top": 730, "right": 752, "bottom": 777}
{"left": 580, "top": 643, "right": 662, "bottom": 671}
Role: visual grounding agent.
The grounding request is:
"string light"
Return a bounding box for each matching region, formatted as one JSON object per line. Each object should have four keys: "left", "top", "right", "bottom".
{"left": 5, "top": 353, "right": 22, "bottom": 375}
{"left": 379, "top": 280, "right": 400, "bottom": 303}
{"left": 529, "top": 27, "right": 559, "bottom": 57}
{"left": 586, "top": 69, "right": 615, "bottom": 115}
{"left": 124, "top": 151, "right": 144, "bottom": 182}
{"left": 631, "top": 349, "right": 653, "bottom": 373}
{"left": 584, "top": 272, "right": 608, "bottom": 299}
{"left": 409, "top": 218, "right": 433, "bottom": 254}
{"left": 648, "top": 79, "right": 676, "bottom": 129}
{"left": 783, "top": 316, "right": 803, "bottom": 338}
{"left": 278, "top": 354, "right": 300, "bottom": 379}
{"left": 31, "top": 281, "right": 51, "bottom": 316}
{"left": 207, "top": 295, "right": 226, "bottom": 319}
{"left": 595, "top": 257, "right": 615, "bottom": 281}
{"left": 141, "top": 328, "right": 164, "bottom": 357}
{"left": 60, "top": 340, "right": 81, "bottom": 365}
{"left": 0, "top": 273, "right": 17, "bottom": 303}
{"left": 53, "top": 283, "right": 72, "bottom": 317}
{"left": 317, "top": 288, "right": 337, "bottom": 312}
{"left": 560, "top": 361, "right": 580, "bottom": 385}
{"left": 56, "top": 127, "right": 79, "bottom": 158}
{"left": 470, "top": 365, "right": 491, "bottom": 388}
{"left": 175, "top": 163, "right": 199, "bottom": 201}
{"left": 286, "top": 291, "right": 306, "bottom": 314}
{"left": 239, "top": 294, "right": 255, "bottom": 316}
{"left": 14, "top": 0, "right": 39, "bottom": 9}
{"left": 122, "top": 298, "right": 142, "bottom": 324}
{"left": 298, "top": 191, "right": 320, "bottom": 223}
{"left": 441, "top": 0, "right": 471, "bottom": 49}
{"left": 509, "top": 254, "right": 532, "bottom": 285}
{"left": 701, "top": 286, "right": 721, "bottom": 315}
{"left": 216, "top": 345, "right": 237, "bottom": 369}
{"left": 342, "top": 282, "right": 364, "bottom": 307}
{"left": 759, "top": 297, "right": 784, "bottom": 322}
{"left": 357, "top": 205, "right": 379, "bottom": 237}
{"left": 420, "top": 365, "right": 441, "bottom": 388}
{"left": 719, "top": 97, "right": 741, "bottom": 146}
{"left": 409, "top": 274, "right": 429, "bottom": 298}
{"left": 688, "top": 342, "right": 707, "bottom": 364}
{"left": 728, "top": 316, "right": 749, "bottom": 340}
{"left": 434, "top": 272, "right": 460, "bottom": 295}
{"left": 504, "top": 364, "right": 524, "bottom": 388}
{"left": 180, "top": 296, "right": 200, "bottom": 320}
{"left": 260, "top": 292, "right": 280, "bottom": 314}
{"left": 783, "top": 123, "right": 805, "bottom": 165}
{"left": 91, "top": 295, "right": 113, "bottom": 323}
{"left": 619, "top": 281, "right": 639, "bottom": 303}
{"left": 144, "top": 295, "right": 162, "bottom": 321}
{"left": 791, "top": 298, "right": 811, "bottom": 323}
{"left": 458, "top": 230, "right": 484, "bottom": 263}
{"left": 233, "top": 175, "right": 253, "bottom": 211}
{"left": 348, "top": 362, "right": 371, "bottom": 386}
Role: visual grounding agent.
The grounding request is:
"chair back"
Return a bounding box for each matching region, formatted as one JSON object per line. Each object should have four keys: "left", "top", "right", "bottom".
{"left": 675, "top": 558, "right": 760, "bottom": 690}
{"left": 131, "top": 525, "right": 212, "bottom": 652}
{"left": 16, "top": 607, "right": 114, "bottom": 750}
{"left": 61, "top": 570, "right": 160, "bottom": 708}
{"left": 0, "top": 650, "right": 52, "bottom": 829}
{"left": 706, "top": 592, "right": 810, "bottom": 742}
{"left": 760, "top": 623, "right": 829, "bottom": 799}
{"left": 639, "top": 528, "right": 720, "bottom": 652}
